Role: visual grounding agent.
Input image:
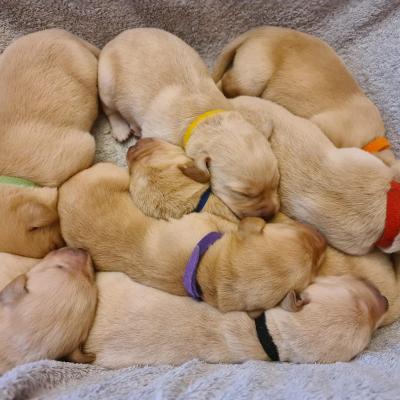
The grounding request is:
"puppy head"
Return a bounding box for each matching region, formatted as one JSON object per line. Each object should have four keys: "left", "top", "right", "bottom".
{"left": 0, "top": 186, "right": 64, "bottom": 257}
{"left": 268, "top": 275, "right": 388, "bottom": 363}
{"left": 230, "top": 219, "right": 326, "bottom": 299}
{"left": 194, "top": 111, "right": 280, "bottom": 219}
{"left": 0, "top": 247, "right": 97, "bottom": 374}
{"left": 127, "top": 138, "right": 210, "bottom": 219}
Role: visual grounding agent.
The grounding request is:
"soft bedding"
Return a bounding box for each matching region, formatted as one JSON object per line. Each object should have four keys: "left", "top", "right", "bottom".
{"left": 1, "top": 0, "right": 400, "bottom": 398}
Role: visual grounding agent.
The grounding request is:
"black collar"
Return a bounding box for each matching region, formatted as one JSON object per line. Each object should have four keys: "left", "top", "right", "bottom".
{"left": 255, "top": 313, "right": 280, "bottom": 361}
{"left": 193, "top": 187, "right": 212, "bottom": 213}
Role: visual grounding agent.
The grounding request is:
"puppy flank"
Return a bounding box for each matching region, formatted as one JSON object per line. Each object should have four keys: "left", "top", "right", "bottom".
{"left": 127, "top": 138, "right": 400, "bottom": 326}
{"left": 232, "top": 96, "right": 398, "bottom": 255}
{"left": 0, "top": 29, "right": 99, "bottom": 257}
{"left": 98, "top": 28, "right": 279, "bottom": 219}
{"left": 212, "top": 26, "right": 398, "bottom": 171}
{"left": 58, "top": 162, "right": 325, "bottom": 313}
{"left": 83, "top": 273, "right": 385, "bottom": 367}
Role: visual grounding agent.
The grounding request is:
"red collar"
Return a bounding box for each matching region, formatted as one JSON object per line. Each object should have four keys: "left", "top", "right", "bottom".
{"left": 376, "top": 181, "right": 400, "bottom": 249}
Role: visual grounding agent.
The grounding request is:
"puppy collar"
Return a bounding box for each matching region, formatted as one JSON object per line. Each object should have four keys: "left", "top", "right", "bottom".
{"left": 182, "top": 109, "right": 225, "bottom": 148}
{"left": 0, "top": 176, "right": 38, "bottom": 188}
{"left": 362, "top": 136, "right": 390, "bottom": 153}
{"left": 193, "top": 188, "right": 212, "bottom": 213}
{"left": 183, "top": 231, "right": 223, "bottom": 300}
{"left": 376, "top": 181, "right": 400, "bottom": 249}
{"left": 255, "top": 313, "right": 280, "bottom": 361}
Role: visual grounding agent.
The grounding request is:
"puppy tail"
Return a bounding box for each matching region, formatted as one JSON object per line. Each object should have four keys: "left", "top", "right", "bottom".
{"left": 211, "top": 31, "right": 252, "bottom": 83}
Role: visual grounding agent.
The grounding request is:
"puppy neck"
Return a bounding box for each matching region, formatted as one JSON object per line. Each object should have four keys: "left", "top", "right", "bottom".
{"left": 144, "top": 83, "right": 231, "bottom": 144}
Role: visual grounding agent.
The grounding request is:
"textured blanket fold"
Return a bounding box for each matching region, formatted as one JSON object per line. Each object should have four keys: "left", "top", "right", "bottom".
{"left": 1, "top": 0, "right": 399, "bottom": 398}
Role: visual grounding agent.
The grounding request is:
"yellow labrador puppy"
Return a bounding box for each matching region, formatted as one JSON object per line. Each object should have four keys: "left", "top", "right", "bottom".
{"left": 127, "top": 138, "right": 239, "bottom": 223}
{"left": 82, "top": 273, "right": 386, "bottom": 367}
{"left": 231, "top": 97, "right": 400, "bottom": 256}
{"left": 98, "top": 28, "right": 279, "bottom": 219}
{"left": 212, "top": 27, "right": 397, "bottom": 169}
{"left": 127, "top": 139, "right": 400, "bottom": 326}
{"left": 0, "top": 29, "right": 99, "bottom": 257}
{"left": 0, "top": 248, "right": 97, "bottom": 374}
{"left": 58, "top": 163, "right": 325, "bottom": 313}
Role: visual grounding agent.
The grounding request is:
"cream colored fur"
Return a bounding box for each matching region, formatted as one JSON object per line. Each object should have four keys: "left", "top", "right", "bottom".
{"left": 231, "top": 96, "right": 396, "bottom": 255}
{"left": 0, "top": 29, "right": 99, "bottom": 257}
{"left": 127, "top": 139, "right": 400, "bottom": 326}
{"left": 212, "top": 27, "right": 398, "bottom": 170}
{"left": 0, "top": 248, "right": 97, "bottom": 374}
{"left": 98, "top": 28, "right": 279, "bottom": 219}
{"left": 84, "top": 273, "right": 385, "bottom": 367}
{"left": 58, "top": 162, "right": 325, "bottom": 313}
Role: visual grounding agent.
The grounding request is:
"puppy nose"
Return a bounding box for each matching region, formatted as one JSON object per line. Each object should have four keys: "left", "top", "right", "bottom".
{"left": 259, "top": 203, "right": 280, "bottom": 221}
{"left": 127, "top": 138, "right": 157, "bottom": 164}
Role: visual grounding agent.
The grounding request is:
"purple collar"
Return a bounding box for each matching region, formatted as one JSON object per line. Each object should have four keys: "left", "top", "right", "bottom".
{"left": 183, "top": 232, "right": 223, "bottom": 300}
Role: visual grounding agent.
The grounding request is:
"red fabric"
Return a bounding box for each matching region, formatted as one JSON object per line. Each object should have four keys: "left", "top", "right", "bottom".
{"left": 376, "top": 181, "right": 400, "bottom": 249}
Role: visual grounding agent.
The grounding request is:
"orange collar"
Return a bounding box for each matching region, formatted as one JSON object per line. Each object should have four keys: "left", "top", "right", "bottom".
{"left": 362, "top": 136, "right": 390, "bottom": 153}
{"left": 376, "top": 181, "right": 400, "bottom": 249}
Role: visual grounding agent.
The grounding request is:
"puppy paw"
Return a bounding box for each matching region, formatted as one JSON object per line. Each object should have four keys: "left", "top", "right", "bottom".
{"left": 112, "top": 127, "right": 132, "bottom": 142}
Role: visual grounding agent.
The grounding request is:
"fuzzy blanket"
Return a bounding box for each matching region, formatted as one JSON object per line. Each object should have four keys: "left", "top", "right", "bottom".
{"left": 1, "top": 0, "right": 400, "bottom": 399}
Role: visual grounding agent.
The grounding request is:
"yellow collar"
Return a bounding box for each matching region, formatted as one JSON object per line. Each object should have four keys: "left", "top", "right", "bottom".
{"left": 182, "top": 109, "right": 225, "bottom": 148}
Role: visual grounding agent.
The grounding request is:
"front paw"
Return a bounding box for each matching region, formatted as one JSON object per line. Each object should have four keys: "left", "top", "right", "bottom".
{"left": 112, "top": 128, "right": 132, "bottom": 143}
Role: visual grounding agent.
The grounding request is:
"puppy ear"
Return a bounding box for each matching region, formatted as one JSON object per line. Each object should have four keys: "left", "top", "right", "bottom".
{"left": 183, "top": 153, "right": 211, "bottom": 183}
{"left": 280, "top": 290, "right": 309, "bottom": 312}
{"left": 179, "top": 161, "right": 210, "bottom": 183}
{"left": 0, "top": 275, "right": 28, "bottom": 305}
{"left": 19, "top": 200, "right": 59, "bottom": 231}
{"left": 238, "top": 217, "right": 266, "bottom": 234}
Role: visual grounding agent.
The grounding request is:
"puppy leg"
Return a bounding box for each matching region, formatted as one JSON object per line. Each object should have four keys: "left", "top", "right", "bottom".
{"left": 103, "top": 104, "right": 132, "bottom": 142}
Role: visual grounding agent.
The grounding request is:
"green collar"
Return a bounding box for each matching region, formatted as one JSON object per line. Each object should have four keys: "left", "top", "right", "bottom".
{"left": 0, "top": 176, "right": 39, "bottom": 188}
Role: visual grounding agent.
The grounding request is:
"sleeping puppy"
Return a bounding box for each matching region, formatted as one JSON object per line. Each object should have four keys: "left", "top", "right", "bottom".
{"left": 0, "top": 29, "right": 99, "bottom": 257}
{"left": 80, "top": 273, "right": 386, "bottom": 367}
{"left": 212, "top": 27, "right": 397, "bottom": 170}
{"left": 127, "top": 139, "right": 400, "bottom": 326}
{"left": 98, "top": 28, "right": 280, "bottom": 219}
{"left": 58, "top": 162, "right": 325, "bottom": 313}
{"left": 0, "top": 247, "right": 97, "bottom": 374}
{"left": 231, "top": 96, "right": 400, "bottom": 256}
{"left": 127, "top": 138, "right": 239, "bottom": 223}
